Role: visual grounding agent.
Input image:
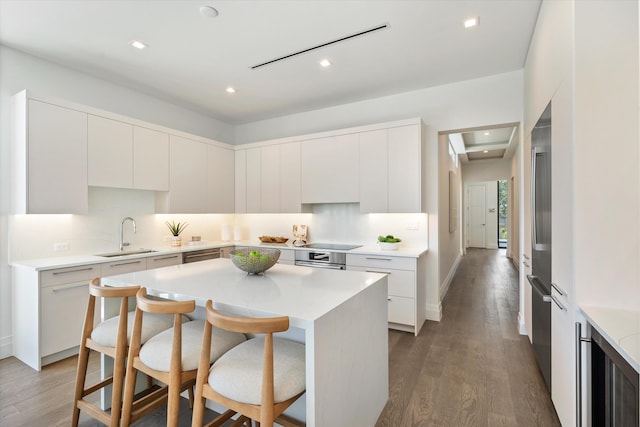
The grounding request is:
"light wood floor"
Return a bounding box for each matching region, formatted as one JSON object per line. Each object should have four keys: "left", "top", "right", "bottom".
{"left": 375, "top": 248, "right": 560, "bottom": 426}
{"left": 0, "top": 248, "right": 560, "bottom": 426}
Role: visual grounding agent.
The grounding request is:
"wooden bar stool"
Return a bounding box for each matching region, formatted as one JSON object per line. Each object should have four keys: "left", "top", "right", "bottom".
{"left": 72, "top": 278, "right": 178, "bottom": 427}
{"left": 191, "top": 300, "right": 306, "bottom": 427}
{"left": 121, "top": 288, "right": 246, "bottom": 427}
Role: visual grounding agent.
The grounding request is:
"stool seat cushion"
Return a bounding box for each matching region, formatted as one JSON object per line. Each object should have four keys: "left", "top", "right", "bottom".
{"left": 208, "top": 337, "right": 305, "bottom": 405}
{"left": 91, "top": 311, "right": 187, "bottom": 347}
{"left": 139, "top": 320, "right": 246, "bottom": 372}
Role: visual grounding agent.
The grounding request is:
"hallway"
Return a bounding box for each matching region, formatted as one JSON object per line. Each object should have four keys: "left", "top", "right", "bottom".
{"left": 375, "top": 248, "right": 561, "bottom": 426}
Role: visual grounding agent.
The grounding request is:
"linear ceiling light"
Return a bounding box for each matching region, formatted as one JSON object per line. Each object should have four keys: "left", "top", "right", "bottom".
{"left": 250, "top": 23, "right": 389, "bottom": 70}
{"left": 464, "top": 17, "right": 479, "bottom": 28}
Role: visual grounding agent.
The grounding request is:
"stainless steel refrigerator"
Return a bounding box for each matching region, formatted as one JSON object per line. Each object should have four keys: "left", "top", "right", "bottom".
{"left": 527, "top": 103, "right": 552, "bottom": 392}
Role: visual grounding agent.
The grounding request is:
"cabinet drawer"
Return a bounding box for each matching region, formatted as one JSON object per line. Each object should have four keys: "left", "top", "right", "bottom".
{"left": 348, "top": 265, "right": 414, "bottom": 298}
{"left": 40, "top": 264, "right": 100, "bottom": 287}
{"left": 100, "top": 258, "right": 147, "bottom": 277}
{"left": 346, "top": 253, "right": 416, "bottom": 270}
{"left": 388, "top": 295, "right": 415, "bottom": 326}
{"left": 41, "top": 280, "right": 95, "bottom": 356}
{"left": 146, "top": 253, "right": 182, "bottom": 269}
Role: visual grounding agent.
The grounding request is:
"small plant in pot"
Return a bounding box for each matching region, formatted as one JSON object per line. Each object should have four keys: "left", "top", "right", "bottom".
{"left": 166, "top": 221, "right": 188, "bottom": 247}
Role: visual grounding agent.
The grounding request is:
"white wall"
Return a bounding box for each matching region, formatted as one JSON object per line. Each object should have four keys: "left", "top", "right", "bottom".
{"left": 0, "top": 46, "right": 235, "bottom": 358}
{"left": 235, "top": 70, "right": 524, "bottom": 321}
{"left": 437, "top": 135, "right": 462, "bottom": 302}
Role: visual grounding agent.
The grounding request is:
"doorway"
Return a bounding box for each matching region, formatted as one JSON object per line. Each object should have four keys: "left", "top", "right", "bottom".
{"left": 498, "top": 179, "right": 508, "bottom": 249}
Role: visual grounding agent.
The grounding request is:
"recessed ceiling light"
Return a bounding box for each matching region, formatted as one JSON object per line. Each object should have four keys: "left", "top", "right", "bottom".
{"left": 483, "top": 150, "right": 489, "bottom": 153}
{"left": 464, "top": 17, "right": 479, "bottom": 28}
{"left": 319, "top": 59, "right": 332, "bottom": 68}
{"left": 130, "top": 40, "right": 147, "bottom": 50}
{"left": 483, "top": 132, "right": 490, "bottom": 136}
{"left": 226, "top": 87, "right": 236, "bottom": 94}
{"left": 199, "top": 5, "right": 219, "bottom": 18}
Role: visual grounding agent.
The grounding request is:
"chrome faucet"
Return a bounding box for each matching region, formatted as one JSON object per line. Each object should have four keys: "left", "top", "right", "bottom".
{"left": 119, "top": 217, "right": 136, "bottom": 251}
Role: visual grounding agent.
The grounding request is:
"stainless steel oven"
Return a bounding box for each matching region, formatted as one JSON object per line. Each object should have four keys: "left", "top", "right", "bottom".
{"left": 294, "top": 243, "right": 361, "bottom": 270}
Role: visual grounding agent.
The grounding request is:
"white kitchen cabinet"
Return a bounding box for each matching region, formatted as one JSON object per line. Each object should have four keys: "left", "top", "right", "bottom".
{"left": 133, "top": 126, "right": 169, "bottom": 191}
{"left": 12, "top": 250, "right": 185, "bottom": 371}
{"left": 100, "top": 258, "right": 147, "bottom": 277}
{"left": 12, "top": 93, "right": 88, "bottom": 214}
{"left": 359, "top": 124, "right": 422, "bottom": 213}
{"left": 89, "top": 117, "right": 170, "bottom": 191}
{"left": 234, "top": 150, "right": 247, "bottom": 213}
{"left": 246, "top": 148, "right": 262, "bottom": 213}
{"left": 301, "top": 134, "right": 359, "bottom": 204}
{"left": 280, "top": 141, "right": 302, "bottom": 213}
{"left": 260, "top": 145, "right": 281, "bottom": 213}
{"left": 388, "top": 124, "right": 422, "bottom": 212}
{"left": 88, "top": 115, "right": 133, "bottom": 188}
{"left": 207, "top": 145, "right": 235, "bottom": 213}
{"left": 235, "top": 147, "right": 262, "bottom": 213}
{"left": 359, "top": 129, "right": 388, "bottom": 213}
{"left": 156, "top": 135, "right": 208, "bottom": 213}
{"left": 146, "top": 253, "right": 183, "bottom": 269}
{"left": 13, "top": 264, "right": 100, "bottom": 370}
{"left": 347, "top": 253, "right": 426, "bottom": 336}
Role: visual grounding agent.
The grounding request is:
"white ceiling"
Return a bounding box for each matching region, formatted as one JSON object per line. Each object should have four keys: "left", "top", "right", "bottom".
{"left": 453, "top": 125, "right": 518, "bottom": 163}
{"left": 0, "top": 0, "right": 541, "bottom": 125}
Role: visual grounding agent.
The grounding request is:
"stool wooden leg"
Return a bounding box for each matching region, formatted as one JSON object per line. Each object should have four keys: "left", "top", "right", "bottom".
{"left": 120, "top": 362, "right": 137, "bottom": 427}
{"left": 72, "top": 344, "right": 91, "bottom": 427}
{"left": 167, "top": 381, "right": 181, "bottom": 427}
{"left": 109, "top": 349, "right": 127, "bottom": 427}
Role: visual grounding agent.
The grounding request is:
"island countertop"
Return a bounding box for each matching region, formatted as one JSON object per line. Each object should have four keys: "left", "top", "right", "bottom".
{"left": 101, "top": 258, "right": 386, "bottom": 330}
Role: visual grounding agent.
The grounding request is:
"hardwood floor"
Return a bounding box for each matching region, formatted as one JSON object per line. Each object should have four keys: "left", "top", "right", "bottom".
{"left": 375, "top": 248, "right": 560, "bottom": 427}
{"left": 0, "top": 248, "right": 560, "bottom": 426}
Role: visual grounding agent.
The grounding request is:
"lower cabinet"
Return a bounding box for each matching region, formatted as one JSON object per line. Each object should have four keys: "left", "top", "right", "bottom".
{"left": 346, "top": 253, "right": 426, "bottom": 336}
{"left": 276, "top": 248, "right": 295, "bottom": 265}
{"left": 12, "top": 252, "right": 184, "bottom": 371}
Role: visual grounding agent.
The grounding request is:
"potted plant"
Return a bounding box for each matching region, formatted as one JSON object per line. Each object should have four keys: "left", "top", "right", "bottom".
{"left": 166, "top": 221, "right": 188, "bottom": 247}
{"left": 377, "top": 234, "right": 401, "bottom": 251}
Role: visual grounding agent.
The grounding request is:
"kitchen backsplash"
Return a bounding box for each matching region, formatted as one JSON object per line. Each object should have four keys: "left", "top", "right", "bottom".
{"left": 9, "top": 188, "right": 428, "bottom": 260}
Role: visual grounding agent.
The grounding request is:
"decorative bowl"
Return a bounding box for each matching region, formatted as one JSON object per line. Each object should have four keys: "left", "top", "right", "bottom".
{"left": 378, "top": 242, "right": 400, "bottom": 251}
{"left": 229, "top": 248, "right": 281, "bottom": 275}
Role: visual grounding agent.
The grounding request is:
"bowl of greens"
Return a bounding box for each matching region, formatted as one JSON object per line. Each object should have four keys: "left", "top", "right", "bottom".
{"left": 377, "top": 235, "right": 401, "bottom": 251}
{"left": 229, "top": 247, "right": 281, "bottom": 275}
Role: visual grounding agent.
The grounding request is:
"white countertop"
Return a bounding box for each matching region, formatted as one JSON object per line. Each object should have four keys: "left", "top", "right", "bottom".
{"left": 10, "top": 240, "right": 428, "bottom": 271}
{"left": 102, "top": 258, "right": 387, "bottom": 330}
{"left": 580, "top": 305, "right": 640, "bottom": 373}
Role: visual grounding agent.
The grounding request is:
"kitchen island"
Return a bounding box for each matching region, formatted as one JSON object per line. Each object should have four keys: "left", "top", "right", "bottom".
{"left": 102, "top": 258, "right": 389, "bottom": 427}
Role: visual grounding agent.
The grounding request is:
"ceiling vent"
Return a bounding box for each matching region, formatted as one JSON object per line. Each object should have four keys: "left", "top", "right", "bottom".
{"left": 250, "top": 23, "right": 389, "bottom": 70}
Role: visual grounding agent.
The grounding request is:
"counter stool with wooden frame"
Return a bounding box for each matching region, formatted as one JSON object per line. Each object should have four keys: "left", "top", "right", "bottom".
{"left": 72, "top": 278, "right": 178, "bottom": 427}
{"left": 192, "top": 300, "right": 306, "bottom": 427}
{"left": 121, "top": 288, "right": 246, "bottom": 427}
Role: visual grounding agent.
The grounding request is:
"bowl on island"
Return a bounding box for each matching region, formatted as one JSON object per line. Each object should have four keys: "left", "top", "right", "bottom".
{"left": 229, "top": 247, "right": 281, "bottom": 275}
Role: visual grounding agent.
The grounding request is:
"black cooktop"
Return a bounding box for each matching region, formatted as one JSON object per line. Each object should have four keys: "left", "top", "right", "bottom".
{"left": 303, "top": 243, "right": 362, "bottom": 251}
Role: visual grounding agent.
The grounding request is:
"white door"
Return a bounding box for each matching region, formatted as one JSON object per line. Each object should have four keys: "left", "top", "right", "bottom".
{"left": 467, "top": 184, "right": 486, "bottom": 248}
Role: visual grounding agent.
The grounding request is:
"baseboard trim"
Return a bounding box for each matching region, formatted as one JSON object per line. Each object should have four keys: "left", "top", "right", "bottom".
{"left": 511, "top": 256, "right": 520, "bottom": 271}
{"left": 0, "top": 335, "right": 13, "bottom": 359}
{"left": 425, "top": 303, "right": 442, "bottom": 321}
{"left": 439, "top": 253, "right": 462, "bottom": 301}
{"left": 517, "top": 311, "right": 527, "bottom": 335}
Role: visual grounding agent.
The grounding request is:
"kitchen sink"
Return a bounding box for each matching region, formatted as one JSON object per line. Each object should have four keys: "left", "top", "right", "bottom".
{"left": 95, "top": 249, "right": 157, "bottom": 258}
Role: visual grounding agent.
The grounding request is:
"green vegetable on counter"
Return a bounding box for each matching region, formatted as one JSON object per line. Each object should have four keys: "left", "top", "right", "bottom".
{"left": 378, "top": 235, "right": 401, "bottom": 243}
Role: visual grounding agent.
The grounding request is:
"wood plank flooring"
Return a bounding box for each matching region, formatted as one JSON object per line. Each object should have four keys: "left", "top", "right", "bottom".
{"left": 0, "top": 248, "right": 560, "bottom": 426}
{"left": 375, "top": 248, "right": 560, "bottom": 427}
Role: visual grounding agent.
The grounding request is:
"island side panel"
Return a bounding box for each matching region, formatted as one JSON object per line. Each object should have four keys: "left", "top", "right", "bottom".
{"left": 307, "top": 276, "right": 388, "bottom": 426}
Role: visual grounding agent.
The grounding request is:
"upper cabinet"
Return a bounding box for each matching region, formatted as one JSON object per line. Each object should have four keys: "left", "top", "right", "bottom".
{"left": 12, "top": 93, "right": 88, "bottom": 214}
{"left": 360, "top": 124, "right": 423, "bottom": 213}
{"left": 88, "top": 116, "right": 170, "bottom": 191}
{"left": 156, "top": 135, "right": 208, "bottom": 213}
{"left": 88, "top": 115, "right": 133, "bottom": 188}
{"left": 207, "top": 144, "right": 235, "bottom": 213}
{"left": 133, "top": 127, "right": 169, "bottom": 191}
{"left": 235, "top": 142, "right": 301, "bottom": 213}
{"left": 301, "top": 133, "right": 359, "bottom": 204}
